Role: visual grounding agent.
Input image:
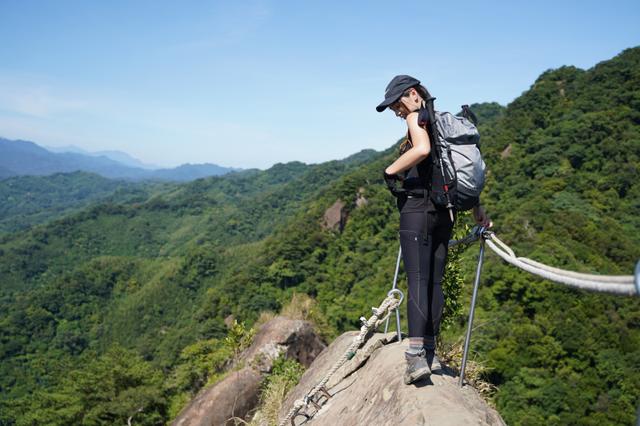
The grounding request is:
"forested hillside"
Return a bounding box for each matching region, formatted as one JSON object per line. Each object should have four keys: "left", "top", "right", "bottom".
{"left": 0, "top": 171, "right": 171, "bottom": 235}
{"left": 464, "top": 46, "right": 640, "bottom": 425}
{"left": 1, "top": 47, "right": 639, "bottom": 425}
{"left": 0, "top": 148, "right": 389, "bottom": 423}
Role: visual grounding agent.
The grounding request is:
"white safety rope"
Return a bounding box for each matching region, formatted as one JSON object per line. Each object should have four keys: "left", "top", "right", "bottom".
{"left": 277, "top": 228, "right": 637, "bottom": 425}
{"left": 484, "top": 232, "right": 636, "bottom": 296}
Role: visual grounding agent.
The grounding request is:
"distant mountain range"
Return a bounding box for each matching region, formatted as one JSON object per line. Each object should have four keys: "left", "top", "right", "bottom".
{"left": 44, "top": 144, "right": 161, "bottom": 170}
{"left": 0, "top": 138, "right": 240, "bottom": 181}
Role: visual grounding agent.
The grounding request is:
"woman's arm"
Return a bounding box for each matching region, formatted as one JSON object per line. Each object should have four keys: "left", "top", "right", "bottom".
{"left": 384, "top": 112, "right": 431, "bottom": 175}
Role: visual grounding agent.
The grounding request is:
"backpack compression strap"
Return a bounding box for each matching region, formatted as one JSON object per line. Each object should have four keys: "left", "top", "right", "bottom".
{"left": 417, "top": 101, "right": 439, "bottom": 166}
{"left": 422, "top": 97, "right": 455, "bottom": 221}
{"left": 461, "top": 104, "right": 478, "bottom": 125}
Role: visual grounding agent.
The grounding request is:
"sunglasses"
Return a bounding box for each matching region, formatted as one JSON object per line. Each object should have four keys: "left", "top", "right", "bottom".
{"left": 390, "top": 99, "right": 411, "bottom": 115}
{"left": 390, "top": 99, "right": 403, "bottom": 112}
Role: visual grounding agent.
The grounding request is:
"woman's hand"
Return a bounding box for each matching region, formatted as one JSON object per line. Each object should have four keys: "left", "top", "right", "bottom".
{"left": 384, "top": 167, "right": 403, "bottom": 180}
{"left": 472, "top": 204, "right": 493, "bottom": 229}
{"left": 383, "top": 169, "right": 403, "bottom": 196}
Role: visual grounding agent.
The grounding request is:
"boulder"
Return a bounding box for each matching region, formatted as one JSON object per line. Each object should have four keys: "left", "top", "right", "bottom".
{"left": 224, "top": 314, "right": 235, "bottom": 328}
{"left": 278, "top": 332, "right": 506, "bottom": 426}
{"left": 172, "top": 367, "right": 262, "bottom": 426}
{"left": 172, "top": 316, "right": 326, "bottom": 426}
{"left": 241, "top": 316, "right": 325, "bottom": 372}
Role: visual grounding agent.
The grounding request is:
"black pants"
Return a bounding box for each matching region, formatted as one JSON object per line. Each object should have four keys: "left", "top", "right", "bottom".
{"left": 399, "top": 201, "right": 454, "bottom": 338}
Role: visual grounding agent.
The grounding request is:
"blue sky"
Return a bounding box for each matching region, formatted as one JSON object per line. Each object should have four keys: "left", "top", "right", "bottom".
{"left": 0, "top": 1, "right": 638, "bottom": 169}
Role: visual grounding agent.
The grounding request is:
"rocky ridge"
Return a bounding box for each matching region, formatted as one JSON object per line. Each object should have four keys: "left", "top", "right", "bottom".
{"left": 277, "top": 332, "right": 505, "bottom": 426}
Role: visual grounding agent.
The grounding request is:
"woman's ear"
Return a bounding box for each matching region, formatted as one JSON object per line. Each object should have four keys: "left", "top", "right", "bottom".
{"left": 410, "top": 88, "right": 420, "bottom": 104}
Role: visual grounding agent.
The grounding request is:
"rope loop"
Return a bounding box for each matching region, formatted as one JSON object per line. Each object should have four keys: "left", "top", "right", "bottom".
{"left": 387, "top": 288, "right": 405, "bottom": 305}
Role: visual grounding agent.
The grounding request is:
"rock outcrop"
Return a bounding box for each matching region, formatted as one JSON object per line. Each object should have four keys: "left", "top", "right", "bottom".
{"left": 173, "top": 317, "right": 326, "bottom": 426}
{"left": 278, "top": 332, "right": 505, "bottom": 426}
{"left": 500, "top": 143, "right": 512, "bottom": 159}
{"left": 355, "top": 187, "right": 368, "bottom": 208}
{"left": 322, "top": 199, "right": 347, "bottom": 232}
{"left": 322, "top": 190, "right": 368, "bottom": 232}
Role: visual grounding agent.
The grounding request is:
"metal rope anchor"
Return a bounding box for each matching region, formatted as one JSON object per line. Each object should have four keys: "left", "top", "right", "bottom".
{"left": 289, "top": 386, "right": 333, "bottom": 425}
{"left": 384, "top": 246, "right": 404, "bottom": 343}
{"left": 290, "top": 409, "right": 311, "bottom": 426}
{"left": 635, "top": 261, "right": 640, "bottom": 296}
{"left": 384, "top": 287, "right": 404, "bottom": 343}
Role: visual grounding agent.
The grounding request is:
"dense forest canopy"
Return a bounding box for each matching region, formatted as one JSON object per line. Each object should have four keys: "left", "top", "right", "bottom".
{"left": 0, "top": 171, "right": 173, "bottom": 235}
{"left": 0, "top": 47, "right": 638, "bottom": 425}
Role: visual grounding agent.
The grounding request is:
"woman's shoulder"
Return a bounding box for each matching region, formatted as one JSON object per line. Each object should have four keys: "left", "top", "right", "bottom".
{"left": 405, "top": 111, "right": 419, "bottom": 124}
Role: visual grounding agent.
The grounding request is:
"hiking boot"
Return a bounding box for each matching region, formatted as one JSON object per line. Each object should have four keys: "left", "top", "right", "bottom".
{"left": 426, "top": 350, "right": 442, "bottom": 374}
{"left": 404, "top": 348, "right": 431, "bottom": 384}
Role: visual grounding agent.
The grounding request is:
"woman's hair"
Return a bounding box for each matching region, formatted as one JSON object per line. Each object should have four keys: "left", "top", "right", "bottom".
{"left": 398, "top": 84, "right": 432, "bottom": 155}
{"left": 399, "top": 137, "right": 412, "bottom": 155}
{"left": 408, "top": 84, "right": 431, "bottom": 101}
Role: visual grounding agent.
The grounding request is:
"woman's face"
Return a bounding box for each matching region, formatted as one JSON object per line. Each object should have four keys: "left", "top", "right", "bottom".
{"left": 389, "top": 89, "right": 420, "bottom": 119}
{"left": 390, "top": 98, "right": 411, "bottom": 119}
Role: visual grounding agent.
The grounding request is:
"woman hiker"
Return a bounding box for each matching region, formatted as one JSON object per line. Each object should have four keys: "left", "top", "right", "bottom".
{"left": 376, "top": 75, "right": 492, "bottom": 385}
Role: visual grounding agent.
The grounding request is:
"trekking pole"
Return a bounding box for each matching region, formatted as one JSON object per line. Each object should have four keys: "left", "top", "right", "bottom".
{"left": 459, "top": 228, "right": 486, "bottom": 387}
{"left": 634, "top": 262, "right": 640, "bottom": 425}
{"left": 635, "top": 260, "right": 640, "bottom": 296}
{"left": 635, "top": 260, "right": 640, "bottom": 426}
{"left": 384, "top": 245, "right": 403, "bottom": 343}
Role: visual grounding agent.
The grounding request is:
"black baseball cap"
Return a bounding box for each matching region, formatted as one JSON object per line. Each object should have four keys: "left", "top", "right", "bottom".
{"left": 376, "top": 75, "right": 421, "bottom": 112}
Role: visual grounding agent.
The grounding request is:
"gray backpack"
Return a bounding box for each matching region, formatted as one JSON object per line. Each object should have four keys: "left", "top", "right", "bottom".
{"left": 432, "top": 108, "right": 486, "bottom": 211}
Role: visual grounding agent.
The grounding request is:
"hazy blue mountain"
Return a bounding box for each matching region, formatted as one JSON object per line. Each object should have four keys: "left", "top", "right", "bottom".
{"left": 147, "top": 163, "right": 242, "bottom": 181}
{"left": 45, "top": 145, "right": 161, "bottom": 169}
{"left": 42, "top": 144, "right": 88, "bottom": 155}
{"left": 0, "top": 166, "right": 13, "bottom": 179}
{"left": 95, "top": 150, "right": 160, "bottom": 169}
{"left": 0, "top": 138, "right": 145, "bottom": 178}
{"left": 0, "top": 138, "right": 239, "bottom": 181}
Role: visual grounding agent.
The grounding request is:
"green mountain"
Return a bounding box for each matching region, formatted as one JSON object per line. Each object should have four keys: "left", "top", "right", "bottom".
{"left": 0, "top": 148, "right": 388, "bottom": 423}
{"left": 464, "top": 46, "right": 640, "bottom": 425}
{"left": 1, "top": 47, "right": 639, "bottom": 425}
